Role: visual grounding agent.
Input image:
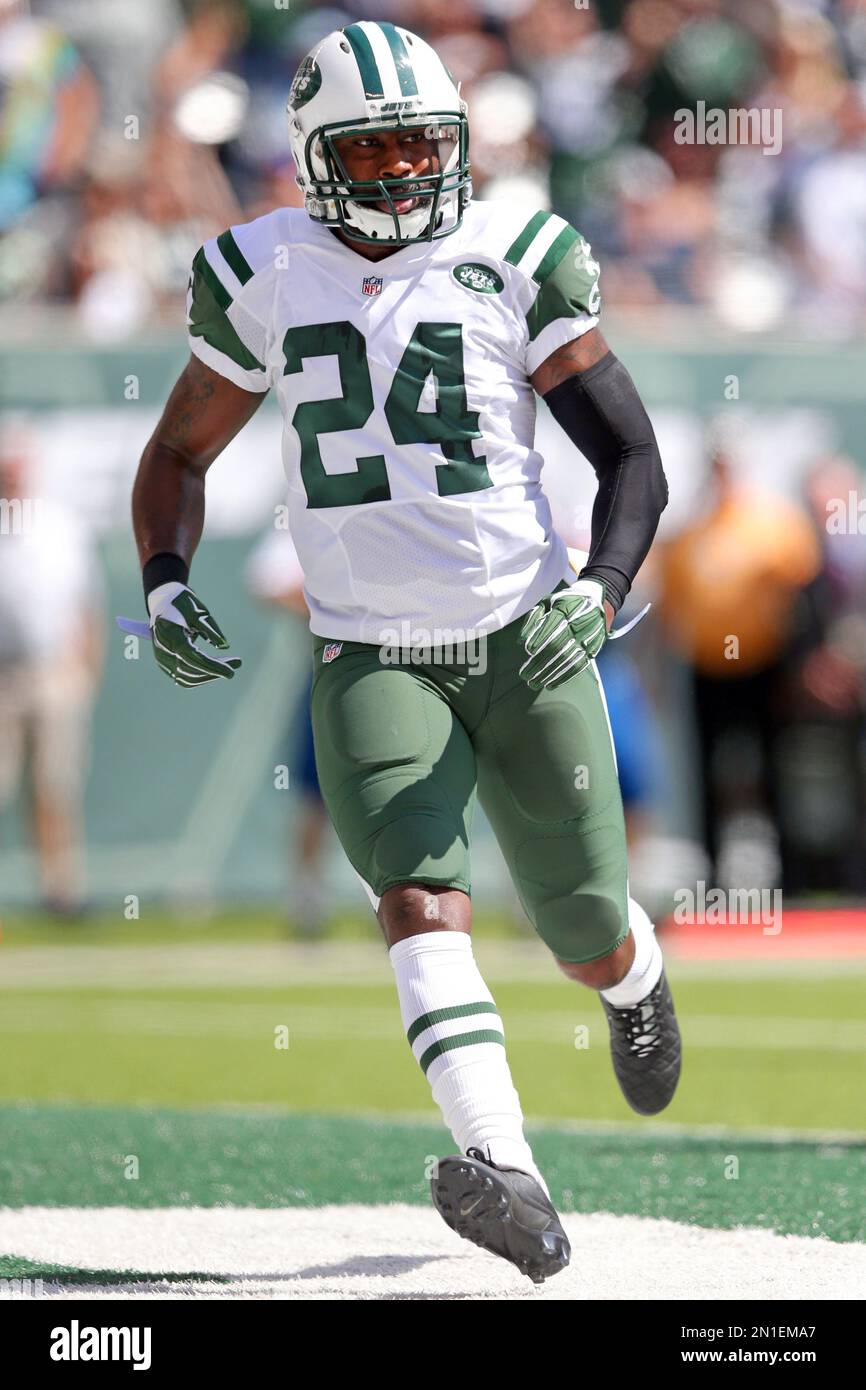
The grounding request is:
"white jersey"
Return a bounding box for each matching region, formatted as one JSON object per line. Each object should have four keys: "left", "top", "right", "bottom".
{"left": 188, "top": 199, "right": 602, "bottom": 642}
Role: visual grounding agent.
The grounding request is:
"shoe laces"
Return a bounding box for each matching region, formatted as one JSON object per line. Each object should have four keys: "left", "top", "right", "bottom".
{"left": 609, "top": 991, "right": 663, "bottom": 1057}
{"left": 466, "top": 1146, "right": 496, "bottom": 1167}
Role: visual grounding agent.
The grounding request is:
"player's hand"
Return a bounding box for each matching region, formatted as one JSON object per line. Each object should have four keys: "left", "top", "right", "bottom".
{"left": 147, "top": 581, "right": 242, "bottom": 689}
{"left": 519, "top": 579, "right": 608, "bottom": 691}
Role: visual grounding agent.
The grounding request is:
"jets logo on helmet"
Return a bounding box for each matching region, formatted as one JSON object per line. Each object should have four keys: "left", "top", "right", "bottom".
{"left": 287, "top": 21, "right": 472, "bottom": 246}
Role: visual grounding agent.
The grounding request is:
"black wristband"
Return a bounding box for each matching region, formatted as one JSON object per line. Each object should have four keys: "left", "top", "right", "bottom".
{"left": 578, "top": 565, "right": 629, "bottom": 616}
{"left": 142, "top": 552, "right": 189, "bottom": 602}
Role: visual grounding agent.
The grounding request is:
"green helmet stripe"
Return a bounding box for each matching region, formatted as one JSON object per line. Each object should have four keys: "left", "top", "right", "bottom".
{"left": 377, "top": 22, "right": 419, "bottom": 98}
{"left": 343, "top": 24, "right": 384, "bottom": 99}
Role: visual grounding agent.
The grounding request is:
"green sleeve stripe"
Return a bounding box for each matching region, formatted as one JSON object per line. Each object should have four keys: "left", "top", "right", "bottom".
{"left": 189, "top": 249, "right": 264, "bottom": 372}
{"left": 217, "top": 230, "right": 254, "bottom": 287}
{"left": 378, "top": 21, "right": 418, "bottom": 97}
{"left": 418, "top": 1029, "right": 505, "bottom": 1076}
{"left": 525, "top": 234, "right": 600, "bottom": 342}
{"left": 407, "top": 1000, "right": 498, "bottom": 1046}
{"left": 532, "top": 223, "right": 580, "bottom": 288}
{"left": 193, "top": 247, "right": 231, "bottom": 311}
{"left": 343, "top": 23, "right": 384, "bottom": 98}
{"left": 503, "top": 210, "right": 551, "bottom": 267}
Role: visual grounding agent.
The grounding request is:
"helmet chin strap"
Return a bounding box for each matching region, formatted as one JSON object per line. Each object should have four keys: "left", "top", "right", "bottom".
{"left": 344, "top": 196, "right": 434, "bottom": 242}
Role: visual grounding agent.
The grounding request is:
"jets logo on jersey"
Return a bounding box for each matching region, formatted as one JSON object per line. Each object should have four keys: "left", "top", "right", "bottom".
{"left": 361, "top": 276, "right": 383, "bottom": 297}
{"left": 452, "top": 263, "right": 504, "bottom": 295}
{"left": 322, "top": 642, "right": 343, "bottom": 663}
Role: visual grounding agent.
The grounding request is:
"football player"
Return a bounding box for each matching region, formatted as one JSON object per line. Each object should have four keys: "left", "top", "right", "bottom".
{"left": 132, "top": 20, "right": 680, "bottom": 1285}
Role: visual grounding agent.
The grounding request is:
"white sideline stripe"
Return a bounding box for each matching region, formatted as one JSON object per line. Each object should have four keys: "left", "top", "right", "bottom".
{"left": 1, "top": 998, "right": 864, "bottom": 1051}
{"left": 0, "top": 1206, "right": 862, "bottom": 1301}
{"left": 1, "top": 941, "right": 865, "bottom": 989}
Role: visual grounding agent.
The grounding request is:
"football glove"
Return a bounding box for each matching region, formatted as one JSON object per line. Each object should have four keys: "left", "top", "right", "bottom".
{"left": 519, "top": 578, "right": 608, "bottom": 692}
{"left": 147, "top": 581, "right": 242, "bottom": 689}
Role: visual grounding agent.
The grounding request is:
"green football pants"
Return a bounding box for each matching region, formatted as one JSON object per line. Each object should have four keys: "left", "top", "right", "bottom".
{"left": 309, "top": 612, "right": 629, "bottom": 964}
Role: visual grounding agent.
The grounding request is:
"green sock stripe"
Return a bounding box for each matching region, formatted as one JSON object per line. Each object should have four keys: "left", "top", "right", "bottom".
{"left": 418, "top": 1029, "right": 505, "bottom": 1075}
{"left": 407, "top": 1000, "right": 499, "bottom": 1046}
{"left": 216, "top": 230, "right": 254, "bottom": 286}
{"left": 503, "top": 210, "right": 551, "bottom": 267}
{"left": 531, "top": 223, "right": 580, "bottom": 287}
{"left": 343, "top": 24, "right": 384, "bottom": 98}
{"left": 378, "top": 22, "right": 418, "bottom": 97}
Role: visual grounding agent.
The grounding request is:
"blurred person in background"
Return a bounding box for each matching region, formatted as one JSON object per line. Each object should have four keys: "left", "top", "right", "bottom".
{"left": 657, "top": 431, "right": 822, "bottom": 892}
{"left": 0, "top": 0, "right": 99, "bottom": 232}
{"left": 777, "top": 452, "right": 866, "bottom": 892}
{"left": 5, "top": 0, "right": 866, "bottom": 331}
{"left": 246, "top": 525, "right": 331, "bottom": 936}
{"left": 0, "top": 0, "right": 99, "bottom": 304}
{"left": 0, "top": 419, "right": 104, "bottom": 916}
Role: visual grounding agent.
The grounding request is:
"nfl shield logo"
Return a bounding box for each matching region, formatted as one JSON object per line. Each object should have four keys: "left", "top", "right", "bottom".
{"left": 361, "top": 276, "right": 383, "bottom": 297}
{"left": 322, "top": 642, "right": 343, "bottom": 664}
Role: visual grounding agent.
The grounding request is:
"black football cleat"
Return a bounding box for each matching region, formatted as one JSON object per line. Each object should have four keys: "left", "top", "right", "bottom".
{"left": 431, "top": 1147, "right": 570, "bottom": 1285}
{"left": 600, "top": 968, "right": 682, "bottom": 1115}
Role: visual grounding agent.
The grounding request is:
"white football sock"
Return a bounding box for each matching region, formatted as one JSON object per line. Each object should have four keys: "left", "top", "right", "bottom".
{"left": 389, "top": 930, "right": 549, "bottom": 1196}
{"left": 599, "top": 897, "right": 664, "bottom": 1008}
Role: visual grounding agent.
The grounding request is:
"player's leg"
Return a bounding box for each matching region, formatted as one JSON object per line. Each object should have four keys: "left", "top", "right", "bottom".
{"left": 309, "top": 636, "right": 549, "bottom": 1186}
{"left": 474, "top": 625, "right": 681, "bottom": 1114}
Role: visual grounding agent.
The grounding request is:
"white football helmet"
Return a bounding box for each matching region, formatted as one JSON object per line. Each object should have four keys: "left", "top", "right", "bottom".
{"left": 287, "top": 21, "right": 471, "bottom": 245}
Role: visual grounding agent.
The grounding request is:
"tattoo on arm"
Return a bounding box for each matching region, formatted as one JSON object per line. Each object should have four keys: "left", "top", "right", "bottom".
{"left": 530, "top": 327, "right": 610, "bottom": 397}
{"left": 161, "top": 359, "right": 216, "bottom": 453}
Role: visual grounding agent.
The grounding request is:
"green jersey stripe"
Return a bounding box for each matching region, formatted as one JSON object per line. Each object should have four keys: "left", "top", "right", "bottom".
{"left": 406, "top": 1000, "right": 499, "bottom": 1046}
{"left": 343, "top": 23, "right": 384, "bottom": 98}
{"left": 525, "top": 233, "right": 601, "bottom": 342}
{"left": 188, "top": 249, "right": 264, "bottom": 373}
{"left": 378, "top": 22, "right": 418, "bottom": 97}
{"left": 531, "top": 223, "right": 580, "bottom": 288}
{"left": 418, "top": 1029, "right": 505, "bottom": 1075}
{"left": 192, "top": 247, "right": 231, "bottom": 311}
{"left": 217, "top": 230, "right": 254, "bottom": 287}
{"left": 503, "top": 210, "right": 551, "bottom": 267}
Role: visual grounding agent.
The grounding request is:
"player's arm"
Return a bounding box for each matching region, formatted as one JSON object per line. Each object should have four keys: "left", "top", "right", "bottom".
{"left": 511, "top": 216, "right": 666, "bottom": 691}
{"left": 530, "top": 325, "right": 667, "bottom": 620}
{"left": 131, "top": 354, "right": 266, "bottom": 687}
{"left": 520, "top": 325, "right": 667, "bottom": 690}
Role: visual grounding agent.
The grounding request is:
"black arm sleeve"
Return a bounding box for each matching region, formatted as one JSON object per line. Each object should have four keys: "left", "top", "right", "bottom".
{"left": 543, "top": 351, "right": 668, "bottom": 614}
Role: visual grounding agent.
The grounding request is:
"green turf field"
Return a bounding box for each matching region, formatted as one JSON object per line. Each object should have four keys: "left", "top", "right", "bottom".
{"left": 0, "top": 1106, "right": 863, "bottom": 1243}
{"left": 1, "top": 911, "right": 864, "bottom": 1297}
{"left": 1, "top": 911, "right": 865, "bottom": 1129}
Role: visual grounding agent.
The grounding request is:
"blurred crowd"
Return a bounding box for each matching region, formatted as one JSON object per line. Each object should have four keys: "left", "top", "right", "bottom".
{"left": 2, "top": 0, "right": 866, "bottom": 336}
{"left": 1, "top": 0, "right": 865, "bottom": 917}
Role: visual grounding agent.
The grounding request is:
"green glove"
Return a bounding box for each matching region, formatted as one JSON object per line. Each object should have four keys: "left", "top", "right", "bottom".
{"left": 519, "top": 579, "right": 608, "bottom": 691}
{"left": 147, "top": 582, "right": 242, "bottom": 689}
